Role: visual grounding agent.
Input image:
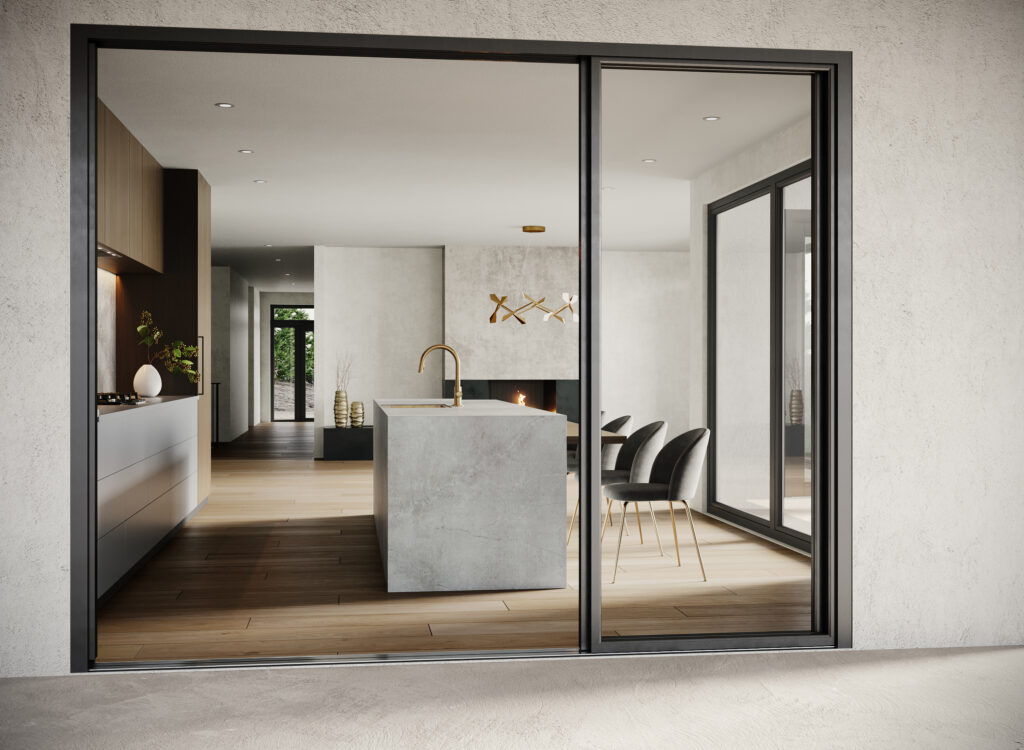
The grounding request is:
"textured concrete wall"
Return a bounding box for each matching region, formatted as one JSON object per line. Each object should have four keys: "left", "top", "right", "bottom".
{"left": 601, "top": 250, "right": 689, "bottom": 438}
{"left": 443, "top": 245, "right": 580, "bottom": 381}
{"left": 313, "top": 246, "right": 442, "bottom": 456}
{"left": 0, "top": 0, "right": 1022, "bottom": 677}
{"left": 96, "top": 269, "right": 117, "bottom": 392}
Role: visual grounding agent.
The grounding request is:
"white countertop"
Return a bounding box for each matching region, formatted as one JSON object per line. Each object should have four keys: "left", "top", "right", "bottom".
{"left": 97, "top": 394, "right": 198, "bottom": 418}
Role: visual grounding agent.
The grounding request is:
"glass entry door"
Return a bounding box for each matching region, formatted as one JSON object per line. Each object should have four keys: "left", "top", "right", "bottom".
{"left": 708, "top": 164, "right": 814, "bottom": 550}
{"left": 271, "top": 306, "right": 314, "bottom": 422}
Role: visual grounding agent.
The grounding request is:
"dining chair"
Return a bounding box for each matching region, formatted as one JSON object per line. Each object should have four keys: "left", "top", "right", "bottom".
{"left": 567, "top": 421, "right": 666, "bottom": 545}
{"left": 603, "top": 427, "right": 711, "bottom": 583}
{"left": 566, "top": 414, "right": 634, "bottom": 544}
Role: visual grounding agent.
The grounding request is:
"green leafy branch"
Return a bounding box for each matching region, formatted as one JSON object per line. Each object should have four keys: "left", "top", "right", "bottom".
{"left": 155, "top": 341, "right": 201, "bottom": 384}
{"left": 137, "top": 310, "right": 201, "bottom": 384}
{"left": 136, "top": 310, "right": 163, "bottom": 364}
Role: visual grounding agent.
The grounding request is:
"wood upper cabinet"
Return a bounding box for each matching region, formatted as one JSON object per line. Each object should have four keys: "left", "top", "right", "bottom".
{"left": 97, "top": 98, "right": 163, "bottom": 273}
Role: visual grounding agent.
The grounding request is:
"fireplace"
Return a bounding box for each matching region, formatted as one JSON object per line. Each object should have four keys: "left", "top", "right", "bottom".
{"left": 443, "top": 379, "right": 579, "bottom": 422}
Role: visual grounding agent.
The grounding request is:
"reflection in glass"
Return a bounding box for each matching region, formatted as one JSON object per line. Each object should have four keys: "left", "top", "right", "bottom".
{"left": 715, "top": 193, "right": 772, "bottom": 521}
{"left": 782, "top": 177, "right": 813, "bottom": 535}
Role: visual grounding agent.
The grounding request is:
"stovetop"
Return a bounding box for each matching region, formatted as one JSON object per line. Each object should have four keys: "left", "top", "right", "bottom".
{"left": 97, "top": 392, "right": 142, "bottom": 406}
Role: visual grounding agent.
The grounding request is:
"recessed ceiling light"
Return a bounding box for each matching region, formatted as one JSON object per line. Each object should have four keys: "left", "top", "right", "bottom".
{"left": 641, "top": 158, "right": 657, "bottom": 164}
{"left": 215, "top": 102, "right": 234, "bottom": 108}
{"left": 275, "top": 258, "right": 282, "bottom": 262}
{"left": 253, "top": 179, "right": 266, "bottom": 184}
{"left": 238, "top": 149, "right": 254, "bottom": 154}
{"left": 702, "top": 115, "right": 721, "bottom": 121}
{"left": 284, "top": 273, "right": 291, "bottom": 276}
{"left": 264, "top": 244, "right": 273, "bottom": 247}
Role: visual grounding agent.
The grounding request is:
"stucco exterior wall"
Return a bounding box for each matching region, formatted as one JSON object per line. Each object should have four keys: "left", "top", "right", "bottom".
{"left": 0, "top": 0, "right": 1021, "bottom": 676}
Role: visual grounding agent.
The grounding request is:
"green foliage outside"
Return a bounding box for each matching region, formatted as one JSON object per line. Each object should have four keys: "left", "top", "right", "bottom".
{"left": 273, "top": 308, "right": 314, "bottom": 384}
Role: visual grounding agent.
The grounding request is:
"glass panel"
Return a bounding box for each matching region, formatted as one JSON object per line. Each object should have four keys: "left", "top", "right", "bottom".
{"left": 599, "top": 66, "right": 812, "bottom": 641}
{"left": 782, "top": 177, "right": 813, "bottom": 535}
{"left": 715, "top": 193, "right": 772, "bottom": 521}
{"left": 273, "top": 326, "right": 295, "bottom": 421}
{"left": 303, "top": 327, "right": 314, "bottom": 421}
{"left": 274, "top": 306, "right": 313, "bottom": 321}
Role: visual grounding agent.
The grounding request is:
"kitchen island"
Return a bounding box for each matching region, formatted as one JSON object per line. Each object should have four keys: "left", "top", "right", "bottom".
{"left": 373, "top": 398, "right": 566, "bottom": 593}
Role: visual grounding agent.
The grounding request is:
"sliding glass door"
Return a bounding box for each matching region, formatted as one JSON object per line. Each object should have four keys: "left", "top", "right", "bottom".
{"left": 708, "top": 163, "right": 814, "bottom": 551}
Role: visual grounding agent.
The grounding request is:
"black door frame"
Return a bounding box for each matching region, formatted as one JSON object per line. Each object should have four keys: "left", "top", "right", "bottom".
{"left": 70, "top": 25, "right": 852, "bottom": 672}
{"left": 269, "top": 305, "right": 314, "bottom": 422}
{"left": 707, "top": 161, "right": 815, "bottom": 553}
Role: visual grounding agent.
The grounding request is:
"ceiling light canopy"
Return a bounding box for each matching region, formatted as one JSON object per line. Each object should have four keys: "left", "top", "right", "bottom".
{"left": 214, "top": 102, "right": 234, "bottom": 108}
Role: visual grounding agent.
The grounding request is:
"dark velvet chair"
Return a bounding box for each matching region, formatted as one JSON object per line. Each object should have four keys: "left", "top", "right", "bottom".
{"left": 567, "top": 421, "right": 666, "bottom": 546}
{"left": 566, "top": 414, "right": 635, "bottom": 545}
{"left": 604, "top": 427, "right": 711, "bottom": 583}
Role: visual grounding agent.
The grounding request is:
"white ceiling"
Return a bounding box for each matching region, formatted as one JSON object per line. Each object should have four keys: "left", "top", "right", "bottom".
{"left": 98, "top": 51, "right": 809, "bottom": 291}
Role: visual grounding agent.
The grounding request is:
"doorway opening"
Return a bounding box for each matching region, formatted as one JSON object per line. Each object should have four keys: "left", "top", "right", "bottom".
{"left": 271, "top": 305, "right": 314, "bottom": 422}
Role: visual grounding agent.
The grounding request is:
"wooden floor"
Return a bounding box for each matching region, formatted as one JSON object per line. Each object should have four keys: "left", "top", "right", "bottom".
{"left": 97, "top": 423, "right": 811, "bottom": 662}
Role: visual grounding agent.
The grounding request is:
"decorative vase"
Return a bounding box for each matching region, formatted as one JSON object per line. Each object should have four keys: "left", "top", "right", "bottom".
{"left": 350, "top": 401, "right": 365, "bottom": 428}
{"left": 133, "top": 363, "right": 162, "bottom": 398}
{"left": 334, "top": 390, "right": 350, "bottom": 428}
{"left": 789, "top": 389, "right": 804, "bottom": 425}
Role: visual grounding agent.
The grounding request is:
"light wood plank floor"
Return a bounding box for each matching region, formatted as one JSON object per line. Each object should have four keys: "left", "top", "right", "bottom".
{"left": 97, "top": 426, "right": 811, "bottom": 662}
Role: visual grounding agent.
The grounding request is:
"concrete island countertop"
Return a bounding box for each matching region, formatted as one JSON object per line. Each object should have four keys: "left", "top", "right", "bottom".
{"left": 376, "top": 398, "right": 557, "bottom": 417}
{"left": 97, "top": 394, "right": 198, "bottom": 418}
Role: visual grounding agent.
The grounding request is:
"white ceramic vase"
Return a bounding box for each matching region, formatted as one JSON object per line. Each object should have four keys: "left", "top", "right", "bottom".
{"left": 133, "top": 363, "right": 162, "bottom": 397}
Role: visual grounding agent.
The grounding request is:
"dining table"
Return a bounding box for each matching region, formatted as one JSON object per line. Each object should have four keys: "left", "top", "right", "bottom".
{"left": 565, "top": 420, "right": 627, "bottom": 447}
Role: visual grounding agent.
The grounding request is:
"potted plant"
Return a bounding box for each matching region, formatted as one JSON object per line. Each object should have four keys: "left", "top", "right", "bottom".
{"left": 135, "top": 310, "right": 201, "bottom": 397}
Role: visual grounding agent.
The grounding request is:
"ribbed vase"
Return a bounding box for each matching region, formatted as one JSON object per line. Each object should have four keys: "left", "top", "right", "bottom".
{"left": 349, "top": 401, "right": 365, "bottom": 428}
{"left": 334, "top": 390, "right": 350, "bottom": 428}
{"left": 789, "top": 389, "right": 804, "bottom": 425}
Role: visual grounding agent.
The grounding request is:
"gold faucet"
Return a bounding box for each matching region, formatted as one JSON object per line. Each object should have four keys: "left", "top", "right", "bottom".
{"left": 418, "top": 344, "right": 462, "bottom": 407}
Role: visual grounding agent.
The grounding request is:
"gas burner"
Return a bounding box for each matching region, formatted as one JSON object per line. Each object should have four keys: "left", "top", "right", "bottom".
{"left": 97, "top": 392, "right": 141, "bottom": 405}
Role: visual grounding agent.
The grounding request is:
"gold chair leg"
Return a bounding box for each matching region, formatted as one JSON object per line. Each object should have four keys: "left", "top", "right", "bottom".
{"left": 620, "top": 502, "right": 629, "bottom": 536}
{"left": 668, "top": 502, "right": 681, "bottom": 567}
{"left": 634, "top": 503, "right": 644, "bottom": 544}
{"left": 648, "top": 502, "right": 664, "bottom": 556}
{"left": 601, "top": 497, "right": 612, "bottom": 541}
{"left": 566, "top": 498, "right": 579, "bottom": 546}
{"left": 612, "top": 502, "right": 627, "bottom": 584}
{"left": 682, "top": 501, "right": 707, "bottom": 582}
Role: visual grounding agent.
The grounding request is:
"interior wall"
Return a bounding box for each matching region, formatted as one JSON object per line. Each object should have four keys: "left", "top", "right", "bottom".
{"left": 2, "top": 0, "right": 1022, "bottom": 677}
{"left": 96, "top": 269, "right": 117, "bottom": 392}
{"left": 443, "top": 245, "right": 579, "bottom": 381}
{"left": 601, "top": 250, "right": 688, "bottom": 437}
{"left": 259, "top": 291, "right": 314, "bottom": 425}
{"left": 312, "top": 246, "right": 443, "bottom": 457}
{"left": 251, "top": 288, "right": 261, "bottom": 425}
{"left": 210, "top": 267, "right": 251, "bottom": 442}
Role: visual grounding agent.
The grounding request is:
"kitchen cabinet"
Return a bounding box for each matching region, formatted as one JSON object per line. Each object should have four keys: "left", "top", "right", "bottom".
{"left": 97, "top": 396, "right": 200, "bottom": 597}
{"left": 97, "top": 98, "right": 163, "bottom": 273}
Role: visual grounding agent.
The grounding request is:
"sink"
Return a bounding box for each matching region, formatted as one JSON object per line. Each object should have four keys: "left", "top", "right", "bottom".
{"left": 389, "top": 403, "right": 452, "bottom": 408}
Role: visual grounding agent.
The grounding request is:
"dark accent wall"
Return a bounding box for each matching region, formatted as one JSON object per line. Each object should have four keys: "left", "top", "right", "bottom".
{"left": 444, "top": 379, "right": 579, "bottom": 423}
{"left": 115, "top": 169, "right": 201, "bottom": 395}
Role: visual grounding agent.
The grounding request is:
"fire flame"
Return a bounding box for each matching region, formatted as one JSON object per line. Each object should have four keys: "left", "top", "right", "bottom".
{"left": 516, "top": 392, "right": 526, "bottom": 406}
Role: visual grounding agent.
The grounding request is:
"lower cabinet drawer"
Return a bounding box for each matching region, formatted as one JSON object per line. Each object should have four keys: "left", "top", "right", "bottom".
{"left": 98, "top": 473, "right": 197, "bottom": 596}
